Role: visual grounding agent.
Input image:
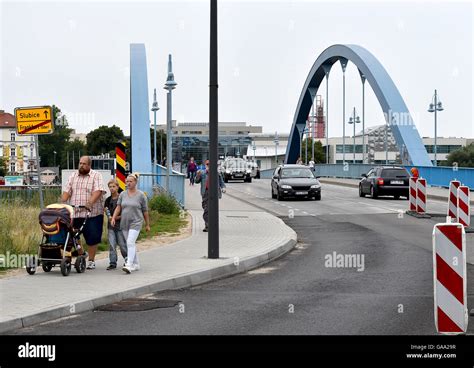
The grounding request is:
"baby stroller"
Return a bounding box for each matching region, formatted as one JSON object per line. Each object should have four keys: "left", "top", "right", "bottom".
{"left": 26, "top": 204, "right": 90, "bottom": 276}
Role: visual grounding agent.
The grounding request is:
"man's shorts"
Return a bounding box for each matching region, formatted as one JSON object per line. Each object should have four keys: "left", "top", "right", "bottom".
{"left": 73, "top": 215, "right": 104, "bottom": 246}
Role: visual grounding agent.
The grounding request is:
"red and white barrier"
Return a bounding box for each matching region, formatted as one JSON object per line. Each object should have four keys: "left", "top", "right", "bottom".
{"left": 409, "top": 177, "right": 418, "bottom": 211}
{"left": 416, "top": 178, "right": 427, "bottom": 214}
{"left": 457, "top": 186, "right": 470, "bottom": 228}
{"left": 447, "top": 180, "right": 460, "bottom": 221}
{"left": 433, "top": 222, "right": 468, "bottom": 334}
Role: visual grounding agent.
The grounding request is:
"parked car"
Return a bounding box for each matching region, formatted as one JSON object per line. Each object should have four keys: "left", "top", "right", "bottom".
{"left": 221, "top": 158, "right": 252, "bottom": 183}
{"left": 271, "top": 164, "right": 321, "bottom": 201}
{"left": 359, "top": 166, "right": 410, "bottom": 199}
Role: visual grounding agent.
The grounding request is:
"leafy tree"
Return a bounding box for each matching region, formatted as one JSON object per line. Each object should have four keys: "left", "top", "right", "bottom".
{"left": 86, "top": 125, "right": 125, "bottom": 156}
{"left": 301, "top": 138, "right": 325, "bottom": 163}
{"left": 446, "top": 143, "right": 474, "bottom": 168}
{"left": 63, "top": 139, "right": 87, "bottom": 169}
{"left": 0, "top": 157, "right": 6, "bottom": 176}
{"left": 149, "top": 128, "right": 166, "bottom": 164}
{"left": 38, "top": 105, "right": 72, "bottom": 168}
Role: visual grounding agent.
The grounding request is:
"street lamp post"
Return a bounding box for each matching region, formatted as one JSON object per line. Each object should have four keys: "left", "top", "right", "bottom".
{"left": 347, "top": 107, "right": 360, "bottom": 164}
{"left": 428, "top": 89, "right": 444, "bottom": 166}
{"left": 53, "top": 151, "right": 57, "bottom": 167}
{"left": 274, "top": 131, "right": 279, "bottom": 167}
{"left": 151, "top": 88, "right": 160, "bottom": 186}
{"left": 164, "top": 55, "right": 177, "bottom": 192}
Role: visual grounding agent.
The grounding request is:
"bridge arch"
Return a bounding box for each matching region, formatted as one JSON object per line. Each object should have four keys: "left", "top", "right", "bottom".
{"left": 285, "top": 44, "right": 432, "bottom": 166}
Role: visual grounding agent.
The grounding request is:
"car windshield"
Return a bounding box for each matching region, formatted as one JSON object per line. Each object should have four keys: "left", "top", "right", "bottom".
{"left": 281, "top": 168, "right": 315, "bottom": 178}
{"left": 226, "top": 160, "right": 246, "bottom": 169}
{"left": 382, "top": 169, "right": 409, "bottom": 178}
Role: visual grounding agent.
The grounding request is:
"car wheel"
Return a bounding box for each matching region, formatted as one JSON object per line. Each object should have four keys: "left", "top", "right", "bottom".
{"left": 359, "top": 185, "right": 365, "bottom": 197}
{"left": 224, "top": 177, "right": 228, "bottom": 183}
{"left": 247, "top": 177, "right": 252, "bottom": 183}
{"left": 370, "top": 185, "right": 378, "bottom": 199}
{"left": 315, "top": 193, "right": 321, "bottom": 201}
{"left": 394, "top": 195, "right": 400, "bottom": 200}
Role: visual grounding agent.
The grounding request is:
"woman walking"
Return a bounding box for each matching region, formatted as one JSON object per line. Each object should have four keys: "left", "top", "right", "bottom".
{"left": 111, "top": 173, "right": 150, "bottom": 274}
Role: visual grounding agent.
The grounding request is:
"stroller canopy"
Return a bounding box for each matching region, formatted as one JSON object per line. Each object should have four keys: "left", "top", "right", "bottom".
{"left": 39, "top": 204, "right": 74, "bottom": 230}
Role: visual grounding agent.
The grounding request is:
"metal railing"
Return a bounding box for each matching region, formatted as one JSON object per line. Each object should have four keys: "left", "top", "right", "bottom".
{"left": 260, "top": 163, "right": 474, "bottom": 189}
{"left": 138, "top": 164, "right": 186, "bottom": 207}
{"left": 0, "top": 186, "right": 62, "bottom": 207}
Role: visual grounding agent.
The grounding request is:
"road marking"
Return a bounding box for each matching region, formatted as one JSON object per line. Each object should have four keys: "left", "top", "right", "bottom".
{"left": 302, "top": 211, "right": 308, "bottom": 215}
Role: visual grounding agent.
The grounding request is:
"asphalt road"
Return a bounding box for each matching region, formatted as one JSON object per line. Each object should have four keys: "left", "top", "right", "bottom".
{"left": 11, "top": 180, "right": 473, "bottom": 335}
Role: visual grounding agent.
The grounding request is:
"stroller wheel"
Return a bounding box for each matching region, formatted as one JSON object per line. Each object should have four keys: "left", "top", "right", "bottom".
{"left": 60, "top": 258, "right": 71, "bottom": 276}
{"left": 75, "top": 256, "right": 86, "bottom": 273}
{"left": 26, "top": 256, "right": 37, "bottom": 275}
{"left": 41, "top": 262, "right": 53, "bottom": 272}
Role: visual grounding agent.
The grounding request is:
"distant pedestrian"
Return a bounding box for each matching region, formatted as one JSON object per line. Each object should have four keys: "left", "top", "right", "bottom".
{"left": 111, "top": 173, "right": 150, "bottom": 274}
{"left": 187, "top": 157, "right": 197, "bottom": 186}
{"left": 195, "top": 160, "right": 226, "bottom": 232}
{"left": 61, "top": 156, "right": 106, "bottom": 269}
{"left": 104, "top": 179, "right": 127, "bottom": 270}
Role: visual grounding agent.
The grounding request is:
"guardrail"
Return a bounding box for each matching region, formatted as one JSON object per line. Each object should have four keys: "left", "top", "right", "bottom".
{"left": 138, "top": 164, "right": 186, "bottom": 207}
{"left": 260, "top": 164, "right": 474, "bottom": 189}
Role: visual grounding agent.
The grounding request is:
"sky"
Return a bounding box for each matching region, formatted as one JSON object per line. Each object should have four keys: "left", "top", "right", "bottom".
{"left": 1, "top": 0, "right": 473, "bottom": 139}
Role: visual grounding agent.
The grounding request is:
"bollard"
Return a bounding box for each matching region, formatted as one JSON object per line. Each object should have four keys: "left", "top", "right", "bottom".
{"left": 409, "top": 177, "right": 418, "bottom": 212}
{"left": 447, "top": 180, "right": 460, "bottom": 221}
{"left": 416, "top": 178, "right": 427, "bottom": 214}
{"left": 457, "top": 186, "right": 470, "bottom": 228}
{"left": 433, "top": 222, "right": 468, "bottom": 334}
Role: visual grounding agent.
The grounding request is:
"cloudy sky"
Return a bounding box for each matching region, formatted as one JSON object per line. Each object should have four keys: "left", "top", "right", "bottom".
{"left": 1, "top": 0, "right": 472, "bottom": 139}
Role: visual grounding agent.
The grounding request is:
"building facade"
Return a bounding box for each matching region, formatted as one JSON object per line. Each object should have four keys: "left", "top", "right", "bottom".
{"left": 0, "top": 110, "right": 36, "bottom": 176}
{"left": 154, "top": 121, "right": 263, "bottom": 169}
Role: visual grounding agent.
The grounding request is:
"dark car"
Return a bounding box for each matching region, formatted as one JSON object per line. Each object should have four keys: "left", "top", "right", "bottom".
{"left": 271, "top": 164, "right": 321, "bottom": 201}
{"left": 359, "top": 166, "right": 410, "bottom": 199}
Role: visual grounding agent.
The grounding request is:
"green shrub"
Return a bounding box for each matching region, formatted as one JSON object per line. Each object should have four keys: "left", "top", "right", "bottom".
{"left": 149, "top": 193, "right": 180, "bottom": 214}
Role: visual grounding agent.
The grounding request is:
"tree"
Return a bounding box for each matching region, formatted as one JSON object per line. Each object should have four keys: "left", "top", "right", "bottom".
{"left": 301, "top": 138, "right": 325, "bottom": 163}
{"left": 0, "top": 157, "right": 6, "bottom": 176}
{"left": 63, "top": 139, "right": 87, "bottom": 169}
{"left": 149, "top": 128, "right": 167, "bottom": 164}
{"left": 38, "top": 105, "right": 72, "bottom": 168}
{"left": 446, "top": 143, "right": 474, "bottom": 168}
{"left": 86, "top": 125, "right": 125, "bottom": 156}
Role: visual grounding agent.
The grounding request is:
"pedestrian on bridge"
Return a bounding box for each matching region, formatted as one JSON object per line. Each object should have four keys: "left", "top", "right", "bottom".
{"left": 61, "top": 156, "right": 106, "bottom": 270}
{"left": 195, "top": 160, "right": 226, "bottom": 232}
{"left": 111, "top": 173, "right": 150, "bottom": 274}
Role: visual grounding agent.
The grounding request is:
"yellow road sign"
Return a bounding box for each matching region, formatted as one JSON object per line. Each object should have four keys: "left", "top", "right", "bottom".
{"left": 15, "top": 106, "right": 54, "bottom": 135}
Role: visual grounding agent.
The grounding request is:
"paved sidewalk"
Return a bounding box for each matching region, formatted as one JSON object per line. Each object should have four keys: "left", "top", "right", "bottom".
{"left": 319, "top": 177, "right": 474, "bottom": 204}
{"left": 0, "top": 183, "right": 296, "bottom": 333}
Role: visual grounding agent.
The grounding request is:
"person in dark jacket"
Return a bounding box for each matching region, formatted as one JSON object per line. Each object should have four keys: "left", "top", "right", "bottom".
{"left": 195, "top": 160, "right": 226, "bottom": 232}
{"left": 187, "top": 157, "right": 197, "bottom": 186}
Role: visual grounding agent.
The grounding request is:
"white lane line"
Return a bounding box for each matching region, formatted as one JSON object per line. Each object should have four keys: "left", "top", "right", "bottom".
{"left": 302, "top": 211, "right": 308, "bottom": 215}
{"left": 311, "top": 214, "right": 316, "bottom": 217}
{"left": 356, "top": 201, "right": 400, "bottom": 213}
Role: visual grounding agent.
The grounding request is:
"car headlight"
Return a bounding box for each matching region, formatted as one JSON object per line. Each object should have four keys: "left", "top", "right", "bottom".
{"left": 281, "top": 185, "right": 292, "bottom": 189}
{"left": 225, "top": 170, "right": 230, "bottom": 174}
{"left": 246, "top": 169, "right": 252, "bottom": 173}
{"left": 310, "top": 184, "right": 320, "bottom": 189}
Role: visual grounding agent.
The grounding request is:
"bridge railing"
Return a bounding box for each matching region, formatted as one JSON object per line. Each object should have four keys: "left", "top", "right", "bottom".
{"left": 314, "top": 163, "right": 474, "bottom": 189}
{"left": 137, "top": 164, "right": 186, "bottom": 207}
{"left": 260, "top": 164, "right": 474, "bottom": 189}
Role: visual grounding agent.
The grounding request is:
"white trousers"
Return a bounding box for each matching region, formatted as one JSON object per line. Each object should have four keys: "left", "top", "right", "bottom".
{"left": 122, "top": 229, "right": 140, "bottom": 267}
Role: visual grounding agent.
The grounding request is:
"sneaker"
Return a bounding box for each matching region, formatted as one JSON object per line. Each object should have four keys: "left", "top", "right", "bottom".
{"left": 131, "top": 264, "right": 140, "bottom": 271}
{"left": 122, "top": 265, "right": 132, "bottom": 274}
{"left": 86, "top": 261, "right": 96, "bottom": 269}
{"left": 203, "top": 227, "right": 208, "bottom": 232}
{"left": 106, "top": 264, "right": 116, "bottom": 270}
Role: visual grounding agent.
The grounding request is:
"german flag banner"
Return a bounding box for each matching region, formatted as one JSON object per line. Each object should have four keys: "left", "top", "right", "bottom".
{"left": 115, "top": 142, "right": 126, "bottom": 192}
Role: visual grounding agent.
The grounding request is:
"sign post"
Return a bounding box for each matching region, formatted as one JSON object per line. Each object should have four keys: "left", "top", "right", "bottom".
{"left": 15, "top": 105, "right": 54, "bottom": 209}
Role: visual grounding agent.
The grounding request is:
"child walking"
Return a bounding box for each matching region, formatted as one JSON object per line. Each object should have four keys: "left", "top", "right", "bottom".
{"left": 105, "top": 179, "right": 127, "bottom": 270}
